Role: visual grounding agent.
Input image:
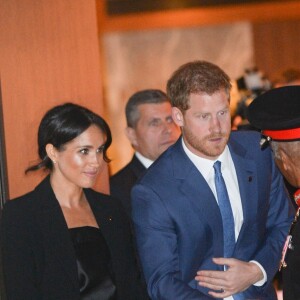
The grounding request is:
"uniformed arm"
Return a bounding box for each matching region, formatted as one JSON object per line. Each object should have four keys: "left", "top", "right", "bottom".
{"left": 132, "top": 184, "right": 212, "bottom": 300}
{"left": 1, "top": 201, "right": 41, "bottom": 300}
{"left": 251, "top": 158, "right": 294, "bottom": 285}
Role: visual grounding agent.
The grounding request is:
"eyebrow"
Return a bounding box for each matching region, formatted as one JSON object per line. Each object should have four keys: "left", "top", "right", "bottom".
{"left": 75, "top": 143, "right": 105, "bottom": 149}
{"left": 148, "top": 117, "right": 161, "bottom": 122}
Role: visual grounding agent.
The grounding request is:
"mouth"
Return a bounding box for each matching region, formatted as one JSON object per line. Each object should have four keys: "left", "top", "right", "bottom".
{"left": 161, "top": 139, "right": 176, "bottom": 146}
{"left": 207, "top": 135, "right": 225, "bottom": 143}
{"left": 83, "top": 170, "right": 98, "bottom": 178}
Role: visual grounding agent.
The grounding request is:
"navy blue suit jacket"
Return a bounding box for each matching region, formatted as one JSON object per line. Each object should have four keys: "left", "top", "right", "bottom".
{"left": 132, "top": 131, "right": 293, "bottom": 300}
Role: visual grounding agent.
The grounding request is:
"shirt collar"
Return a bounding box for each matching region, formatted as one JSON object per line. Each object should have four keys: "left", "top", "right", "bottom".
{"left": 135, "top": 152, "right": 154, "bottom": 169}
{"left": 181, "top": 138, "right": 230, "bottom": 180}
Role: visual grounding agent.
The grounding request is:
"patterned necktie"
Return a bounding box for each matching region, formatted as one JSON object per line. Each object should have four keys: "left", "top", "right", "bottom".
{"left": 213, "top": 161, "right": 235, "bottom": 258}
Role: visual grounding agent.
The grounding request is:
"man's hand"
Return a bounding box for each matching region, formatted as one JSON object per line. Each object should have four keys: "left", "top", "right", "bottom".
{"left": 195, "top": 258, "right": 264, "bottom": 298}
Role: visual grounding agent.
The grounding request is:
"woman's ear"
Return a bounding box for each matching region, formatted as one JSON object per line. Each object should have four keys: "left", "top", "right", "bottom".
{"left": 172, "top": 107, "right": 184, "bottom": 127}
{"left": 45, "top": 144, "right": 57, "bottom": 164}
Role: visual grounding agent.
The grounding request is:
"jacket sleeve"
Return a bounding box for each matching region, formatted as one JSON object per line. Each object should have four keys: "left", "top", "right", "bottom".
{"left": 1, "top": 200, "right": 41, "bottom": 300}
{"left": 132, "top": 184, "right": 212, "bottom": 300}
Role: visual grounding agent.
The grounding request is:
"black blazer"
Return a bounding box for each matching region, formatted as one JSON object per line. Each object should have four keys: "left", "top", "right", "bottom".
{"left": 1, "top": 176, "right": 148, "bottom": 300}
{"left": 110, "top": 155, "right": 146, "bottom": 216}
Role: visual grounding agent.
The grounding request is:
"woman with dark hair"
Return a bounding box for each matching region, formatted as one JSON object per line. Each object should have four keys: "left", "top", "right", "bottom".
{"left": 1, "top": 103, "right": 148, "bottom": 300}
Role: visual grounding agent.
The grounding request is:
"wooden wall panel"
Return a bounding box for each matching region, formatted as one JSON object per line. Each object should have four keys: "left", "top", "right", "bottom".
{"left": 0, "top": 0, "right": 108, "bottom": 198}
{"left": 253, "top": 19, "right": 300, "bottom": 81}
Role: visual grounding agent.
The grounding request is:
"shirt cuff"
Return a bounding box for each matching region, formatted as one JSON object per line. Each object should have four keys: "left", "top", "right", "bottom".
{"left": 250, "top": 260, "right": 267, "bottom": 286}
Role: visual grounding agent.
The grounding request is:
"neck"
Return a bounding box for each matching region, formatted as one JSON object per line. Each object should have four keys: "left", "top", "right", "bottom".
{"left": 50, "top": 173, "right": 85, "bottom": 208}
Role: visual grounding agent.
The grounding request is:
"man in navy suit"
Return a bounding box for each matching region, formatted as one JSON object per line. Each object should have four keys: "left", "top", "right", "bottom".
{"left": 132, "top": 61, "right": 293, "bottom": 299}
{"left": 110, "top": 89, "right": 180, "bottom": 216}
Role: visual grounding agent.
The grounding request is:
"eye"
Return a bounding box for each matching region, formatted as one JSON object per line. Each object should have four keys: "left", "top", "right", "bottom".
{"left": 200, "top": 114, "right": 209, "bottom": 120}
{"left": 97, "top": 145, "right": 105, "bottom": 153}
{"left": 149, "top": 119, "right": 161, "bottom": 127}
{"left": 166, "top": 116, "right": 174, "bottom": 123}
{"left": 218, "top": 109, "right": 228, "bottom": 116}
{"left": 79, "top": 148, "right": 89, "bottom": 155}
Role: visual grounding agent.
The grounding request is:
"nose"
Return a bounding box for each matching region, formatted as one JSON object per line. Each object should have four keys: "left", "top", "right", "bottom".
{"left": 210, "top": 116, "right": 221, "bottom": 133}
{"left": 89, "top": 152, "right": 101, "bottom": 167}
{"left": 162, "top": 121, "right": 175, "bottom": 134}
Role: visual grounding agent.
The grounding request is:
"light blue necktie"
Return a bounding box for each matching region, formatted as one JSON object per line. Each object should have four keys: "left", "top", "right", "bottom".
{"left": 213, "top": 160, "right": 235, "bottom": 258}
{"left": 214, "top": 161, "right": 243, "bottom": 300}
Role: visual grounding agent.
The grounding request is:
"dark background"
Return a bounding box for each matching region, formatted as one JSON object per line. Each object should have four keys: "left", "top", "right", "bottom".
{"left": 106, "top": 0, "right": 291, "bottom": 15}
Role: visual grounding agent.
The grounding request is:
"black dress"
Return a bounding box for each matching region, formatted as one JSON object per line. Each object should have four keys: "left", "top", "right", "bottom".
{"left": 69, "top": 226, "right": 117, "bottom": 300}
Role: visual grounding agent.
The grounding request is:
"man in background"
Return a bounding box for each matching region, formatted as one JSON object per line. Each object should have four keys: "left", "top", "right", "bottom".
{"left": 132, "top": 61, "right": 292, "bottom": 299}
{"left": 247, "top": 85, "right": 300, "bottom": 300}
{"left": 110, "top": 89, "right": 180, "bottom": 216}
{"left": 273, "top": 68, "right": 300, "bottom": 205}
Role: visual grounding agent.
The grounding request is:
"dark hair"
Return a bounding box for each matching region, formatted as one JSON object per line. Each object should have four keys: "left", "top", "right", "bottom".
{"left": 280, "top": 68, "right": 300, "bottom": 84}
{"left": 125, "top": 89, "right": 170, "bottom": 128}
{"left": 26, "top": 103, "right": 112, "bottom": 173}
{"left": 166, "top": 60, "right": 232, "bottom": 112}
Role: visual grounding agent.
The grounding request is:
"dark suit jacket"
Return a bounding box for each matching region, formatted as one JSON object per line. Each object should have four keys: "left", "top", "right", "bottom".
{"left": 132, "top": 131, "right": 294, "bottom": 300}
{"left": 110, "top": 155, "right": 150, "bottom": 299}
{"left": 283, "top": 214, "right": 300, "bottom": 300}
{"left": 1, "top": 176, "right": 148, "bottom": 300}
{"left": 110, "top": 155, "right": 146, "bottom": 216}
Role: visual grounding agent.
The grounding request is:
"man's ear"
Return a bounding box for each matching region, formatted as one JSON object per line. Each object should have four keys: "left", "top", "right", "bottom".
{"left": 45, "top": 143, "right": 58, "bottom": 163}
{"left": 172, "top": 107, "right": 184, "bottom": 127}
{"left": 278, "top": 148, "right": 291, "bottom": 172}
{"left": 125, "top": 127, "right": 138, "bottom": 147}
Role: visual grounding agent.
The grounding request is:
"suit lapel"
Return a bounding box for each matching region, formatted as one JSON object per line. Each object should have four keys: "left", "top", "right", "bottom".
{"left": 84, "top": 190, "right": 115, "bottom": 246}
{"left": 228, "top": 139, "right": 258, "bottom": 246}
{"left": 36, "top": 177, "right": 79, "bottom": 290}
{"left": 171, "top": 140, "right": 224, "bottom": 257}
{"left": 130, "top": 155, "right": 147, "bottom": 179}
{"left": 171, "top": 137, "right": 258, "bottom": 257}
